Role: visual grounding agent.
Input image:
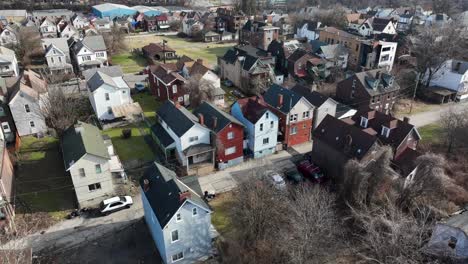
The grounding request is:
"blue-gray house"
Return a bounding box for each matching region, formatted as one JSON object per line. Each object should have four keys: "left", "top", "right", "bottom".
{"left": 92, "top": 3, "right": 137, "bottom": 19}
{"left": 140, "top": 162, "right": 213, "bottom": 264}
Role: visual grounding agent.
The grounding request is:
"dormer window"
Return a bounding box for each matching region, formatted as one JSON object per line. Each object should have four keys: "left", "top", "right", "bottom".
{"left": 360, "top": 117, "right": 368, "bottom": 128}
{"left": 381, "top": 126, "right": 390, "bottom": 138}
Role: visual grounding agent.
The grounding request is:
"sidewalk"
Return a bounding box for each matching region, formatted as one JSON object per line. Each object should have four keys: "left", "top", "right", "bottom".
{"left": 198, "top": 142, "right": 312, "bottom": 194}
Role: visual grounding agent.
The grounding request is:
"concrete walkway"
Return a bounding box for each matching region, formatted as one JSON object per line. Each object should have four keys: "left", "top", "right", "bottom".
{"left": 198, "top": 142, "right": 312, "bottom": 194}
{"left": 406, "top": 100, "right": 468, "bottom": 128}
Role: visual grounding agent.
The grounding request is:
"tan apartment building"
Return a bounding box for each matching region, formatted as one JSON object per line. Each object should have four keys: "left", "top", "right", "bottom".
{"left": 318, "top": 27, "right": 364, "bottom": 70}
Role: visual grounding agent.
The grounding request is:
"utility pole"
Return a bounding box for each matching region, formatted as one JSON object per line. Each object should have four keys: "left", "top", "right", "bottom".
{"left": 162, "top": 39, "right": 167, "bottom": 64}
{"left": 409, "top": 72, "right": 421, "bottom": 114}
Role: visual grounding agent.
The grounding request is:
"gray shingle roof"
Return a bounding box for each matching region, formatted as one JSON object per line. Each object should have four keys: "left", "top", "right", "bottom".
{"left": 263, "top": 84, "right": 303, "bottom": 113}
{"left": 151, "top": 123, "right": 175, "bottom": 148}
{"left": 193, "top": 101, "right": 243, "bottom": 133}
{"left": 73, "top": 35, "right": 106, "bottom": 53}
{"left": 157, "top": 100, "right": 198, "bottom": 137}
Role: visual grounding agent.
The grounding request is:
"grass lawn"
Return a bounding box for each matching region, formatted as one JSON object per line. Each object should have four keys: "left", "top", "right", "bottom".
{"left": 210, "top": 192, "right": 234, "bottom": 235}
{"left": 16, "top": 136, "right": 76, "bottom": 216}
{"left": 103, "top": 124, "right": 155, "bottom": 162}
{"left": 394, "top": 98, "right": 442, "bottom": 117}
{"left": 132, "top": 91, "right": 163, "bottom": 124}
{"left": 124, "top": 35, "right": 235, "bottom": 67}
{"left": 419, "top": 123, "right": 443, "bottom": 146}
{"left": 221, "top": 84, "right": 237, "bottom": 109}
{"left": 111, "top": 52, "right": 147, "bottom": 74}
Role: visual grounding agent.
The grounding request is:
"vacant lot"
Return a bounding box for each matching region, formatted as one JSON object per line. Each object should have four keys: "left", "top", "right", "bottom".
{"left": 210, "top": 192, "right": 234, "bottom": 236}
{"left": 16, "top": 136, "right": 76, "bottom": 217}
{"left": 110, "top": 52, "right": 147, "bottom": 74}
{"left": 123, "top": 35, "right": 234, "bottom": 67}
{"left": 103, "top": 124, "right": 154, "bottom": 163}
{"left": 418, "top": 123, "right": 444, "bottom": 147}
{"left": 132, "top": 91, "right": 162, "bottom": 124}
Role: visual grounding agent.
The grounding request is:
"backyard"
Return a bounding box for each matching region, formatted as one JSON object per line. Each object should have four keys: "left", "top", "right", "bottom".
{"left": 132, "top": 91, "right": 162, "bottom": 124}
{"left": 210, "top": 192, "right": 234, "bottom": 236}
{"left": 15, "top": 136, "right": 75, "bottom": 219}
{"left": 113, "top": 34, "right": 235, "bottom": 74}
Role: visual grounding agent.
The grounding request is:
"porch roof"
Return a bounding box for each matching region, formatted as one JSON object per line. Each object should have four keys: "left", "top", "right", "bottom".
{"left": 183, "top": 143, "right": 213, "bottom": 156}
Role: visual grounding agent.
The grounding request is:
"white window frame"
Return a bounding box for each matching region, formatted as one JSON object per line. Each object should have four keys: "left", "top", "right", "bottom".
{"left": 88, "top": 183, "right": 101, "bottom": 192}
{"left": 225, "top": 146, "right": 236, "bottom": 155}
{"left": 172, "top": 84, "right": 177, "bottom": 94}
{"left": 290, "top": 126, "right": 298, "bottom": 135}
{"left": 29, "top": 120, "right": 35, "bottom": 128}
{"left": 24, "top": 104, "right": 30, "bottom": 113}
{"left": 263, "top": 137, "right": 269, "bottom": 145}
{"left": 176, "top": 212, "right": 182, "bottom": 222}
{"left": 192, "top": 207, "right": 198, "bottom": 216}
{"left": 171, "top": 229, "right": 179, "bottom": 243}
{"left": 171, "top": 252, "right": 184, "bottom": 262}
{"left": 381, "top": 126, "right": 390, "bottom": 138}
{"left": 227, "top": 131, "right": 234, "bottom": 140}
{"left": 360, "top": 117, "right": 368, "bottom": 128}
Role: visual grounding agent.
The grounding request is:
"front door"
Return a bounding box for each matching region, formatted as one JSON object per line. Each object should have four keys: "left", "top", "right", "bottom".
{"left": 188, "top": 156, "right": 194, "bottom": 165}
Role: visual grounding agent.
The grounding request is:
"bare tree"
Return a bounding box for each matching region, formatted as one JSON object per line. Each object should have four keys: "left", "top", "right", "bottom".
{"left": 9, "top": 28, "right": 42, "bottom": 66}
{"left": 40, "top": 88, "right": 91, "bottom": 137}
{"left": 440, "top": 108, "right": 468, "bottom": 153}
{"left": 310, "top": 6, "right": 348, "bottom": 29}
{"left": 184, "top": 75, "right": 216, "bottom": 108}
{"left": 103, "top": 25, "right": 127, "bottom": 55}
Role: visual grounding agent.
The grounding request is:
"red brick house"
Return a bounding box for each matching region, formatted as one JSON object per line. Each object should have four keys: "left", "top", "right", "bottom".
{"left": 142, "top": 43, "right": 177, "bottom": 62}
{"left": 263, "top": 84, "right": 314, "bottom": 147}
{"left": 336, "top": 69, "right": 400, "bottom": 113}
{"left": 193, "top": 101, "right": 244, "bottom": 169}
{"left": 286, "top": 49, "right": 319, "bottom": 78}
{"left": 148, "top": 63, "right": 189, "bottom": 105}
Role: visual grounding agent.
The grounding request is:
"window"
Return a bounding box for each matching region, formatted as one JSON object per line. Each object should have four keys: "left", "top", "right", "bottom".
{"left": 178, "top": 96, "right": 183, "bottom": 102}
{"left": 105, "top": 93, "right": 110, "bottom": 101}
{"left": 303, "top": 111, "right": 310, "bottom": 118}
{"left": 270, "top": 121, "right": 274, "bottom": 128}
{"left": 360, "top": 117, "right": 368, "bottom": 128}
{"left": 172, "top": 85, "right": 177, "bottom": 94}
{"left": 263, "top": 138, "right": 269, "bottom": 145}
{"left": 227, "top": 131, "right": 234, "bottom": 140}
{"left": 58, "top": 56, "right": 62, "bottom": 63}
{"left": 176, "top": 213, "right": 182, "bottom": 222}
{"left": 171, "top": 252, "right": 184, "bottom": 262}
{"left": 265, "top": 112, "right": 269, "bottom": 119}
{"left": 192, "top": 207, "right": 198, "bottom": 216}
{"left": 107, "top": 107, "right": 112, "bottom": 115}
{"left": 88, "top": 183, "right": 101, "bottom": 191}
{"left": 24, "top": 104, "right": 30, "bottom": 113}
{"left": 79, "top": 168, "right": 85, "bottom": 177}
{"left": 225, "top": 146, "right": 236, "bottom": 155}
{"left": 51, "top": 57, "right": 54, "bottom": 63}
{"left": 290, "top": 126, "right": 298, "bottom": 135}
{"left": 259, "top": 123, "right": 263, "bottom": 131}
{"left": 82, "top": 55, "right": 91, "bottom": 61}
{"left": 171, "top": 230, "right": 179, "bottom": 242}
{"left": 289, "top": 114, "right": 298, "bottom": 122}
{"left": 381, "top": 126, "right": 390, "bottom": 138}
{"left": 381, "top": 54, "right": 390, "bottom": 62}
{"left": 95, "top": 164, "right": 102, "bottom": 174}
{"left": 29, "top": 121, "right": 35, "bottom": 128}
{"left": 96, "top": 52, "right": 105, "bottom": 57}
{"left": 382, "top": 47, "right": 391, "bottom": 52}
{"left": 122, "top": 90, "right": 126, "bottom": 94}
{"left": 189, "top": 136, "right": 198, "bottom": 142}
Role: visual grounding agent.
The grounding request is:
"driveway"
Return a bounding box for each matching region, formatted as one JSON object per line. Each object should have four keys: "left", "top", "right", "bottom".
{"left": 407, "top": 100, "right": 468, "bottom": 128}
{"left": 3, "top": 195, "right": 144, "bottom": 254}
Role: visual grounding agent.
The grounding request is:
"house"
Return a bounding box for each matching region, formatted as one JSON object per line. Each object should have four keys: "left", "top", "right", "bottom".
{"left": 263, "top": 84, "right": 314, "bottom": 147}
{"left": 142, "top": 43, "right": 177, "bottom": 62}
{"left": 426, "top": 210, "right": 468, "bottom": 261}
{"left": 286, "top": 49, "right": 318, "bottom": 78}
{"left": 315, "top": 44, "right": 349, "bottom": 70}
{"left": 0, "top": 10, "right": 27, "bottom": 23}
{"left": 295, "top": 20, "right": 321, "bottom": 41}
{"left": 140, "top": 162, "right": 213, "bottom": 264}
{"left": 71, "top": 35, "right": 108, "bottom": 72}
{"left": 218, "top": 46, "right": 275, "bottom": 94}
{"left": 359, "top": 40, "right": 397, "bottom": 71}
{"left": 8, "top": 73, "right": 48, "bottom": 137}
{"left": 148, "top": 63, "right": 188, "bottom": 105}
{"left": 156, "top": 101, "right": 215, "bottom": 174}
{"left": 291, "top": 85, "right": 338, "bottom": 128}
{"left": 425, "top": 60, "right": 468, "bottom": 102}
{"left": 0, "top": 25, "right": 19, "bottom": 46}
{"left": 193, "top": 102, "right": 244, "bottom": 169}
{"left": 358, "top": 17, "right": 398, "bottom": 37}
{"left": 92, "top": 3, "right": 137, "bottom": 19}
{"left": 0, "top": 137, "right": 15, "bottom": 232}
{"left": 231, "top": 96, "right": 279, "bottom": 158}
{"left": 71, "top": 14, "right": 90, "bottom": 29}
{"left": 397, "top": 13, "right": 414, "bottom": 32}
{"left": 311, "top": 115, "right": 381, "bottom": 180}
{"left": 113, "top": 17, "right": 130, "bottom": 33}
{"left": 181, "top": 19, "right": 204, "bottom": 37}
{"left": 156, "top": 15, "right": 170, "bottom": 31}
{"left": 32, "top": 9, "right": 74, "bottom": 22}
{"left": 336, "top": 69, "right": 400, "bottom": 113}
{"left": 185, "top": 59, "right": 225, "bottom": 107}
{"left": 39, "top": 18, "right": 57, "bottom": 38}
{"left": 93, "top": 18, "right": 113, "bottom": 32}
{"left": 41, "top": 38, "right": 73, "bottom": 74}
{"left": 319, "top": 27, "right": 364, "bottom": 70}
{"left": 61, "top": 121, "right": 125, "bottom": 208}
{"left": 216, "top": 8, "right": 247, "bottom": 33}
{"left": 346, "top": 13, "right": 366, "bottom": 31}
{"left": 0, "top": 47, "right": 19, "bottom": 77}
{"left": 203, "top": 31, "right": 221, "bottom": 42}
{"left": 86, "top": 70, "right": 132, "bottom": 121}
{"left": 58, "top": 23, "right": 78, "bottom": 39}
{"left": 241, "top": 20, "right": 280, "bottom": 51}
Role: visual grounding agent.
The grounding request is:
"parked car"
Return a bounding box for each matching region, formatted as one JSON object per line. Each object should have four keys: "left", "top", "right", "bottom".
{"left": 265, "top": 170, "right": 286, "bottom": 190}
{"left": 135, "top": 82, "right": 146, "bottom": 92}
{"left": 297, "top": 160, "right": 325, "bottom": 183}
{"left": 284, "top": 168, "right": 304, "bottom": 184}
{"left": 224, "top": 79, "right": 233, "bottom": 87}
{"left": 100, "top": 196, "right": 133, "bottom": 215}
{"left": 231, "top": 89, "right": 245, "bottom": 98}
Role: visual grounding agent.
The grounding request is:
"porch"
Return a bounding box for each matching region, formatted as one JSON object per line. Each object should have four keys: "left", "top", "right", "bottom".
{"left": 183, "top": 144, "right": 215, "bottom": 175}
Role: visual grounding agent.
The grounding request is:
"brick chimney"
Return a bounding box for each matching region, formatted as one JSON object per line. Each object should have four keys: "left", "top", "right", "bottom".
{"left": 198, "top": 113, "right": 205, "bottom": 125}
{"left": 278, "top": 94, "right": 284, "bottom": 108}
{"left": 143, "top": 178, "right": 150, "bottom": 192}
{"left": 175, "top": 101, "right": 181, "bottom": 109}
{"left": 179, "top": 191, "right": 191, "bottom": 202}
{"left": 197, "top": 59, "right": 203, "bottom": 64}
{"left": 403, "top": 117, "right": 410, "bottom": 123}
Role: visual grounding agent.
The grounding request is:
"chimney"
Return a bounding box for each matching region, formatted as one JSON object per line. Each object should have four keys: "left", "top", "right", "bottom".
{"left": 198, "top": 113, "right": 205, "bottom": 125}
{"left": 74, "top": 123, "right": 84, "bottom": 134}
{"left": 175, "top": 101, "right": 181, "bottom": 109}
{"left": 212, "top": 116, "right": 218, "bottom": 129}
{"left": 196, "top": 59, "right": 203, "bottom": 64}
{"left": 143, "top": 179, "right": 150, "bottom": 192}
{"left": 278, "top": 94, "right": 284, "bottom": 107}
{"left": 179, "top": 191, "right": 191, "bottom": 202}
{"left": 403, "top": 117, "right": 410, "bottom": 123}
{"left": 375, "top": 71, "right": 381, "bottom": 80}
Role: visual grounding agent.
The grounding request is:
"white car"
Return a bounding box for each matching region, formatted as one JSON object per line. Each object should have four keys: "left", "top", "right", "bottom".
{"left": 265, "top": 170, "right": 286, "bottom": 190}
{"left": 100, "top": 196, "right": 133, "bottom": 215}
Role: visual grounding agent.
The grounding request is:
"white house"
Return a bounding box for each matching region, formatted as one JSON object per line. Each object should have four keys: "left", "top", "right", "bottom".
{"left": 71, "top": 35, "right": 108, "bottom": 71}
{"left": 0, "top": 25, "right": 19, "bottom": 46}
{"left": 72, "top": 14, "right": 90, "bottom": 29}
{"left": 231, "top": 96, "right": 279, "bottom": 159}
{"left": 41, "top": 38, "right": 73, "bottom": 74}
{"left": 426, "top": 60, "right": 468, "bottom": 101}
{"left": 61, "top": 121, "right": 124, "bottom": 208}
{"left": 39, "top": 18, "right": 57, "bottom": 38}
{"left": 59, "top": 23, "right": 79, "bottom": 39}
{"left": 87, "top": 71, "right": 132, "bottom": 120}
{"left": 0, "top": 46, "right": 19, "bottom": 77}
{"left": 358, "top": 17, "right": 397, "bottom": 37}
{"left": 140, "top": 162, "right": 213, "bottom": 264}
{"left": 93, "top": 18, "right": 113, "bottom": 32}
{"left": 295, "top": 20, "right": 321, "bottom": 41}
{"left": 181, "top": 19, "right": 204, "bottom": 37}
{"left": 156, "top": 100, "right": 215, "bottom": 173}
